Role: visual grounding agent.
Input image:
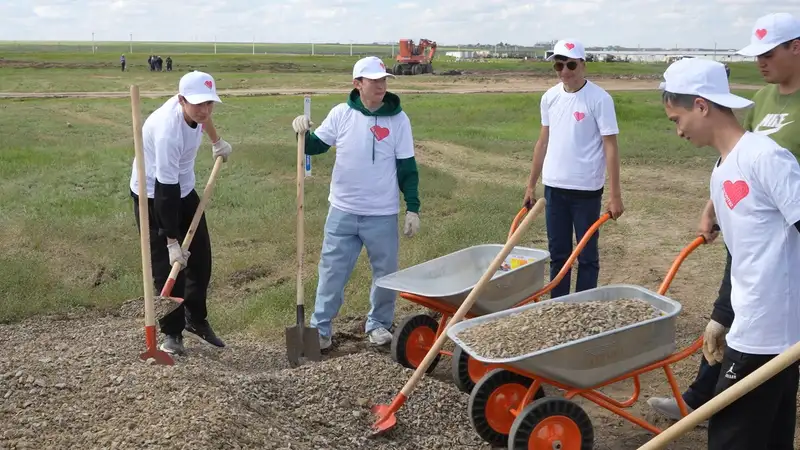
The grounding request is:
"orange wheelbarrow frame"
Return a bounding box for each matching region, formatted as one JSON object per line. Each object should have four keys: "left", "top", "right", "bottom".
{"left": 390, "top": 206, "right": 612, "bottom": 391}
{"left": 459, "top": 234, "right": 713, "bottom": 449}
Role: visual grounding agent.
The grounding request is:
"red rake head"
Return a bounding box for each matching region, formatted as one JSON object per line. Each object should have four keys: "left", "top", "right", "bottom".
{"left": 139, "top": 349, "right": 174, "bottom": 366}
{"left": 370, "top": 404, "right": 397, "bottom": 434}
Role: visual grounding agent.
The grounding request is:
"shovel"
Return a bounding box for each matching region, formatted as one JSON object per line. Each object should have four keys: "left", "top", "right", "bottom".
{"left": 286, "top": 95, "right": 322, "bottom": 367}
{"left": 130, "top": 84, "right": 174, "bottom": 366}
{"left": 158, "top": 154, "right": 225, "bottom": 317}
{"left": 371, "top": 198, "right": 546, "bottom": 434}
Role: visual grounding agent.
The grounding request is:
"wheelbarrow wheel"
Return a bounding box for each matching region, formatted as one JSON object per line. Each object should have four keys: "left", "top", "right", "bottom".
{"left": 390, "top": 314, "right": 441, "bottom": 373}
{"left": 468, "top": 368, "right": 544, "bottom": 447}
{"left": 451, "top": 344, "right": 492, "bottom": 393}
{"left": 508, "top": 397, "right": 594, "bottom": 450}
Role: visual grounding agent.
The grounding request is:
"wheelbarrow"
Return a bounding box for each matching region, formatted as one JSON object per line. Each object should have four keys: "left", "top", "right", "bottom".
{"left": 445, "top": 233, "right": 714, "bottom": 449}
{"left": 375, "top": 206, "right": 611, "bottom": 393}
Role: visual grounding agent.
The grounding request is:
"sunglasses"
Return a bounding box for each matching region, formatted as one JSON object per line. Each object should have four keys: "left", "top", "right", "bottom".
{"left": 553, "top": 60, "right": 578, "bottom": 71}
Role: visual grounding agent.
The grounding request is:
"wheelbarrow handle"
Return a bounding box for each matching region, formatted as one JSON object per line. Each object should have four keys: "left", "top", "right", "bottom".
{"left": 509, "top": 206, "right": 612, "bottom": 241}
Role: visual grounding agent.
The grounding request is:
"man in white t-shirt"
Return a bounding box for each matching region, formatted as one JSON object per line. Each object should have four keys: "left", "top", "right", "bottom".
{"left": 660, "top": 57, "right": 800, "bottom": 450}
{"left": 523, "top": 39, "right": 624, "bottom": 299}
{"left": 130, "top": 70, "right": 233, "bottom": 356}
{"left": 290, "top": 56, "right": 421, "bottom": 351}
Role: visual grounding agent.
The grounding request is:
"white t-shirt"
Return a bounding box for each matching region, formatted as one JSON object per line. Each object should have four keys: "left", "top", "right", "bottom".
{"left": 540, "top": 80, "right": 619, "bottom": 191}
{"left": 710, "top": 131, "right": 800, "bottom": 355}
{"left": 130, "top": 95, "right": 203, "bottom": 199}
{"left": 314, "top": 103, "right": 415, "bottom": 216}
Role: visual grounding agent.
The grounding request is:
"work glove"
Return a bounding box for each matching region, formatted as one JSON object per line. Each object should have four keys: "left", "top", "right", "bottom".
{"left": 292, "top": 115, "right": 314, "bottom": 134}
{"left": 212, "top": 138, "right": 232, "bottom": 163}
{"left": 702, "top": 319, "right": 728, "bottom": 365}
{"left": 404, "top": 212, "right": 420, "bottom": 238}
{"left": 167, "top": 241, "right": 190, "bottom": 270}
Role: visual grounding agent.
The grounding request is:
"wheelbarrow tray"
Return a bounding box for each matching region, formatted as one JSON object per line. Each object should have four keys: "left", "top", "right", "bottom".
{"left": 446, "top": 284, "right": 682, "bottom": 389}
{"left": 375, "top": 244, "right": 550, "bottom": 316}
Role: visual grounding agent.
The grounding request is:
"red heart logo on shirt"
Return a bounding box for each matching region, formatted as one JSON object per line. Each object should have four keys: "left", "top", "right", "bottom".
{"left": 204, "top": 80, "right": 213, "bottom": 89}
{"left": 574, "top": 111, "right": 585, "bottom": 121}
{"left": 723, "top": 180, "right": 749, "bottom": 209}
{"left": 755, "top": 28, "right": 768, "bottom": 40}
{"left": 370, "top": 125, "right": 390, "bottom": 141}
{"left": 565, "top": 43, "right": 575, "bottom": 50}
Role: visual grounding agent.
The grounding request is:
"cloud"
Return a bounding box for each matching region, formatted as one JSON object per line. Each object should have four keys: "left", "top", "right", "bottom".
{"left": 0, "top": 0, "right": 790, "bottom": 49}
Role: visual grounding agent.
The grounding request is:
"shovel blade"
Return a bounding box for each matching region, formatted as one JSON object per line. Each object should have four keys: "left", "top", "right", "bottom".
{"left": 303, "top": 326, "right": 322, "bottom": 362}
{"left": 285, "top": 324, "right": 322, "bottom": 367}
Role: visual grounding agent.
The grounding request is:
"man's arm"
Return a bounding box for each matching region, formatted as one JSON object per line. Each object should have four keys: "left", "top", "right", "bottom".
{"left": 153, "top": 129, "right": 183, "bottom": 242}
{"left": 595, "top": 93, "right": 623, "bottom": 216}
{"left": 601, "top": 134, "right": 622, "bottom": 200}
{"left": 710, "top": 246, "right": 734, "bottom": 328}
{"left": 527, "top": 126, "right": 549, "bottom": 191}
{"left": 297, "top": 106, "right": 339, "bottom": 155}
{"left": 203, "top": 118, "right": 220, "bottom": 143}
{"left": 395, "top": 115, "right": 420, "bottom": 214}
{"left": 752, "top": 146, "right": 800, "bottom": 230}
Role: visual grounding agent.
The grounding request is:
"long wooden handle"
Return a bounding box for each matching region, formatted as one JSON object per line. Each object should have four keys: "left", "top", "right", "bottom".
{"left": 399, "top": 198, "right": 546, "bottom": 397}
{"left": 296, "top": 122, "right": 306, "bottom": 308}
{"left": 161, "top": 155, "right": 224, "bottom": 295}
{"left": 131, "top": 85, "right": 155, "bottom": 328}
{"left": 639, "top": 340, "right": 800, "bottom": 449}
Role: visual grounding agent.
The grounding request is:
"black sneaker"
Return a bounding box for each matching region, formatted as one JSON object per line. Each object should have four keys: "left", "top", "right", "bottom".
{"left": 160, "top": 334, "right": 186, "bottom": 355}
{"left": 185, "top": 320, "right": 226, "bottom": 348}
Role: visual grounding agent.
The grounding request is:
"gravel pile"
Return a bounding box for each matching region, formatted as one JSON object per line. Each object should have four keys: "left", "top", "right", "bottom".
{"left": 456, "top": 298, "right": 663, "bottom": 359}
{"left": 0, "top": 310, "right": 490, "bottom": 450}
{"left": 116, "top": 295, "right": 182, "bottom": 320}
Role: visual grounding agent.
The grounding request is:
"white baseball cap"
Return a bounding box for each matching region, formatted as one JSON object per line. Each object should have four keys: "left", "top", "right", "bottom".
{"left": 546, "top": 39, "right": 586, "bottom": 60}
{"left": 178, "top": 70, "right": 222, "bottom": 104}
{"left": 659, "top": 58, "right": 754, "bottom": 109}
{"left": 737, "top": 13, "right": 800, "bottom": 57}
{"left": 352, "top": 56, "right": 395, "bottom": 80}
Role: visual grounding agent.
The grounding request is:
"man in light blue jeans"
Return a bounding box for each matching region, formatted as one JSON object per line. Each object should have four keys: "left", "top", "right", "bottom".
{"left": 291, "top": 56, "right": 421, "bottom": 350}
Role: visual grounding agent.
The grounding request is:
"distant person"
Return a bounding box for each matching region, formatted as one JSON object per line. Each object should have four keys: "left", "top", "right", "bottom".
{"left": 522, "top": 38, "right": 624, "bottom": 299}
{"left": 120, "top": 54, "right": 126, "bottom": 72}
{"left": 724, "top": 63, "right": 730, "bottom": 79}
{"left": 129, "top": 71, "right": 233, "bottom": 355}
{"left": 166, "top": 56, "right": 173, "bottom": 72}
{"left": 647, "top": 12, "right": 800, "bottom": 435}
{"left": 290, "top": 56, "right": 421, "bottom": 351}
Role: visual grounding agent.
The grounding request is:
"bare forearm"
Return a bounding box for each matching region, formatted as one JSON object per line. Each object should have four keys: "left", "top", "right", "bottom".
{"left": 603, "top": 137, "right": 622, "bottom": 197}
{"left": 528, "top": 138, "right": 547, "bottom": 188}
{"left": 703, "top": 198, "right": 716, "bottom": 222}
{"left": 204, "top": 119, "right": 220, "bottom": 143}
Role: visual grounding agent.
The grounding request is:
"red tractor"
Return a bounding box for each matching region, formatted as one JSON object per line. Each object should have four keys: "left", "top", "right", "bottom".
{"left": 391, "top": 38, "right": 437, "bottom": 75}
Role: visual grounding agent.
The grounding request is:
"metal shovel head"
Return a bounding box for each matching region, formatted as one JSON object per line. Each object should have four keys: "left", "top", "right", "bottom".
{"left": 285, "top": 324, "right": 322, "bottom": 367}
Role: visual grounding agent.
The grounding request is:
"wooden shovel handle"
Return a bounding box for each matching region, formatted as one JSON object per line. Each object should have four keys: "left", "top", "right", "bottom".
{"left": 160, "top": 155, "right": 224, "bottom": 296}
{"left": 398, "top": 198, "right": 546, "bottom": 397}
{"left": 296, "top": 128, "right": 305, "bottom": 308}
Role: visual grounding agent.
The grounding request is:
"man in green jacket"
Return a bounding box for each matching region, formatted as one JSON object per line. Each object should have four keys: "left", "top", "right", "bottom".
{"left": 291, "top": 56, "right": 421, "bottom": 351}
{"left": 648, "top": 12, "right": 800, "bottom": 427}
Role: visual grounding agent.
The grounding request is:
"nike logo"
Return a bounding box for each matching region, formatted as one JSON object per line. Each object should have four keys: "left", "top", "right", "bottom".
{"left": 754, "top": 113, "right": 794, "bottom": 136}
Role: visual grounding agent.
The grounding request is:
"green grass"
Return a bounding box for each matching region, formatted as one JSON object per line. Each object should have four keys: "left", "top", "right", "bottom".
{"left": 0, "top": 88, "right": 757, "bottom": 335}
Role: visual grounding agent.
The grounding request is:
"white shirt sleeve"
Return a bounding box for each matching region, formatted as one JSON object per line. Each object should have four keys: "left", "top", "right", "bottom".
{"left": 394, "top": 113, "right": 415, "bottom": 159}
{"left": 153, "top": 124, "right": 183, "bottom": 185}
{"left": 313, "top": 104, "right": 341, "bottom": 147}
{"left": 752, "top": 146, "right": 800, "bottom": 226}
{"left": 593, "top": 93, "right": 620, "bottom": 136}
{"left": 540, "top": 92, "right": 550, "bottom": 127}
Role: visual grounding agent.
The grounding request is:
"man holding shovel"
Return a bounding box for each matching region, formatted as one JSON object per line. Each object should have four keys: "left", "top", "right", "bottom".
{"left": 660, "top": 57, "right": 800, "bottom": 450}
{"left": 648, "top": 12, "right": 800, "bottom": 426}
{"left": 130, "top": 70, "right": 233, "bottom": 355}
{"left": 290, "top": 56, "right": 421, "bottom": 351}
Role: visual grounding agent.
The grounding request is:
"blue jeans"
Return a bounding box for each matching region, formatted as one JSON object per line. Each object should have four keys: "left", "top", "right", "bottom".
{"left": 309, "top": 205, "right": 399, "bottom": 338}
{"left": 544, "top": 185, "right": 602, "bottom": 298}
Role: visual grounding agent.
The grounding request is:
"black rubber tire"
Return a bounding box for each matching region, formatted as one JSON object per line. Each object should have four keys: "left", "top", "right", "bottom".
{"left": 508, "top": 397, "right": 594, "bottom": 450}
{"left": 468, "top": 369, "right": 545, "bottom": 447}
{"left": 389, "top": 314, "right": 441, "bottom": 373}
{"left": 451, "top": 344, "right": 491, "bottom": 393}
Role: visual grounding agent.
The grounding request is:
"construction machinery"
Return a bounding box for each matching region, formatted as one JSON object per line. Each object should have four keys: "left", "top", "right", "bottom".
{"left": 391, "top": 39, "right": 437, "bottom": 75}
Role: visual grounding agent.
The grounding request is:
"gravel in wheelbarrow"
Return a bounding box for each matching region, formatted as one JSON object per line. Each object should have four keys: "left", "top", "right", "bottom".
{"left": 447, "top": 284, "right": 682, "bottom": 389}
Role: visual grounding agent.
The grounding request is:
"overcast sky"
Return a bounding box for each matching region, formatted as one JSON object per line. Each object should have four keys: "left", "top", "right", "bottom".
{"left": 2, "top": 0, "right": 799, "bottom": 49}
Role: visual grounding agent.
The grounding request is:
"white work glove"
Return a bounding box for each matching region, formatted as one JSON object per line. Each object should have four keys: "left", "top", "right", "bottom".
{"left": 702, "top": 319, "right": 728, "bottom": 365}
{"left": 403, "top": 212, "right": 420, "bottom": 238}
{"left": 292, "top": 115, "right": 314, "bottom": 134}
{"left": 167, "top": 241, "right": 190, "bottom": 270}
{"left": 212, "top": 138, "right": 232, "bottom": 163}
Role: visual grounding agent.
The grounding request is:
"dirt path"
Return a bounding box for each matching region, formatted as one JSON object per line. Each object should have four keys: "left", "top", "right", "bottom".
{"left": 0, "top": 80, "right": 761, "bottom": 100}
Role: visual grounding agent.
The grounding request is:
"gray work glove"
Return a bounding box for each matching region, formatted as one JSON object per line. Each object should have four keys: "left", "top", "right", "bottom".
{"left": 167, "top": 241, "right": 190, "bottom": 270}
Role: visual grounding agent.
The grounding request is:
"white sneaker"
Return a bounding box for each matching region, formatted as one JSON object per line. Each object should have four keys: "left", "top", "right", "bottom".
{"left": 319, "top": 335, "right": 332, "bottom": 351}
{"left": 368, "top": 327, "right": 393, "bottom": 346}
{"left": 647, "top": 397, "right": 708, "bottom": 427}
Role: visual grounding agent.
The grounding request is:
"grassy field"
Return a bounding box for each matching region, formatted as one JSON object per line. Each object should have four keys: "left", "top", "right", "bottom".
{"left": 0, "top": 86, "right": 755, "bottom": 335}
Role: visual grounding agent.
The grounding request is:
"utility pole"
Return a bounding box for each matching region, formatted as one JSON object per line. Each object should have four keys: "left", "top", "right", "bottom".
{"left": 253, "top": 36, "right": 255, "bottom": 55}
{"left": 214, "top": 35, "right": 217, "bottom": 54}
{"left": 92, "top": 32, "right": 95, "bottom": 54}
{"left": 129, "top": 33, "right": 133, "bottom": 53}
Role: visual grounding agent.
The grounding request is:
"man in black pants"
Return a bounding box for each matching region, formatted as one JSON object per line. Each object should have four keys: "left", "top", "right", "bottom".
{"left": 648, "top": 12, "right": 800, "bottom": 425}
{"left": 130, "top": 70, "right": 232, "bottom": 355}
{"left": 660, "top": 57, "right": 800, "bottom": 450}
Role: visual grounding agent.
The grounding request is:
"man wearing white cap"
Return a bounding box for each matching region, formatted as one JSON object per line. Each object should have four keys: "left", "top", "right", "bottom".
{"left": 648, "top": 12, "right": 800, "bottom": 427}
{"left": 130, "top": 70, "right": 232, "bottom": 355}
{"left": 660, "top": 57, "right": 800, "bottom": 450}
{"left": 290, "top": 56, "right": 421, "bottom": 350}
{"left": 523, "top": 38, "right": 624, "bottom": 299}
